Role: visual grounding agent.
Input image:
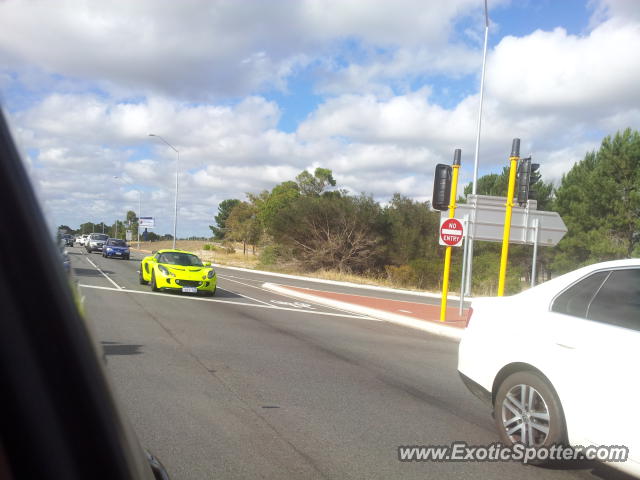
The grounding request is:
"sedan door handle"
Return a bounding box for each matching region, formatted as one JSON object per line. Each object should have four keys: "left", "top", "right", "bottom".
{"left": 555, "top": 343, "right": 576, "bottom": 350}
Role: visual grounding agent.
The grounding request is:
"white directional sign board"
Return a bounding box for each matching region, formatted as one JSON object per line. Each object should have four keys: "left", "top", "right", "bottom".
{"left": 139, "top": 216, "right": 155, "bottom": 228}
{"left": 125, "top": 229, "right": 132, "bottom": 241}
{"left": 441, "top": 195, "right": 567, "bottom": 247}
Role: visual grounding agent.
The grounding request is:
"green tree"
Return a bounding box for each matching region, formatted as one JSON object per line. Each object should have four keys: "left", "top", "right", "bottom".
{"left": 381, "top": 194, "right": 440, "bottom": 265}
{"left": 552, "top": 128, "right": 640, "bottom": 271}
{"left": 254, "top": 181, "right": 300, "bottom": 234}
{"left": 270, "top": 193, "right": 383, "bottom": 273}
{"left": 210, "top": 199, "right": 241, "bottom": 239}
{"left": 462, "top": 165, "right": 553, "bottom": 210}
{"left": 226, "top": 202, "right": 262, "bottom": 255}
{"left": 295, "top": 167, "right": 336, "bottom": 196}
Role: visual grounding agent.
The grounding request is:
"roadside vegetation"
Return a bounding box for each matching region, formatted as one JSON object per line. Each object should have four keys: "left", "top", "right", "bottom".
{"left": 61, "top": 128, "right": 639, "bottom": 295}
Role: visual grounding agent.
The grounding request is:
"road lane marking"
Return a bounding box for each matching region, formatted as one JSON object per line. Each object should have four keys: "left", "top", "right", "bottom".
{"left": 218, "top": 274, "right": 372, "bottom": 319}
{"left": 84, "top": 256, "right": 123, "bottom": 290}
{"left": 270, "top": 300, "right": 315, "bottom": 309}
{"left": 77, "top": 284, "right": 376, "bottom": 320}
{"left": 218, "top": 278, "right": 269, "bottom": 305}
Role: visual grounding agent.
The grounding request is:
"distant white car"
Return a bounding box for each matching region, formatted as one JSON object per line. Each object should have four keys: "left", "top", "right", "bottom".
{"left": 458, "top": 259, "right": 640, "bottom": 477}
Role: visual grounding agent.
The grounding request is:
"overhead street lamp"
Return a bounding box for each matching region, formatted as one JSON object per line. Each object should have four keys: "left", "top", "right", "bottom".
{"left": 114, "top": 176, "right": 142, "bottom": 250}
{"left": 149, "top": 134, "right": 179, "bottom": 249}
{"left": 462, "top": 0, "right": 491, "bottom": 298}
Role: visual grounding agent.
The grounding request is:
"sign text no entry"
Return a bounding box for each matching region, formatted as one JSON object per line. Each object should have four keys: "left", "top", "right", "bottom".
{"left": 440, "top": 218, "right": 464, "bottom": 247}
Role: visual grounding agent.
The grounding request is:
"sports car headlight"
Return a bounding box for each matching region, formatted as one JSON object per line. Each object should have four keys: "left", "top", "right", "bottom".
{"left": 207, "top": 269, "right": 215, "bottom": 279}
{"left": 158, "top": 265, "right": 175, "bottom": 277}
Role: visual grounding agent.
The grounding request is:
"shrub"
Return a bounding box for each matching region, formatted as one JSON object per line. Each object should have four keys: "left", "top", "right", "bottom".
{"left": 385, "top": 264, "right": 417, "bottom": 287}
{"left": 203, "top": 244, "right": 211, "bottom": 251}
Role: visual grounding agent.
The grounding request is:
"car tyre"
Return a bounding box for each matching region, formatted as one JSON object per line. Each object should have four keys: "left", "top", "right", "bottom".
{"left": 139, "top": 268, "right": 148, "bottom": 285}
{"left": 493, "top": 371, "right": 567, "bottom": 465}
{"left": 150, "top": 272, "right": 159, "bottom": 292}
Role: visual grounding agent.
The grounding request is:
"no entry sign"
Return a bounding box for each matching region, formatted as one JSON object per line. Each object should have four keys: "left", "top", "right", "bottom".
{"left": 439, "top": 218, "right": 464, "bottom": 247}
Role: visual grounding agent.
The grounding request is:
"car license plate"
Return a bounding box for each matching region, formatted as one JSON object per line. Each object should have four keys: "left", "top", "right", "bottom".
{"left": 182, "top": 287, "right": 197, "bottom": 293}
{"left": 115, "top": 252, "right": 122, "bottom": 255}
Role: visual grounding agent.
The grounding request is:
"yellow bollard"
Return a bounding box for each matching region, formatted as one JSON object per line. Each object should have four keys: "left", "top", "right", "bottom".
{"left": 497, "top": 139, "right": 520, "bottom": 296}
{"left": 440, "top": 149, "right": 461, "bottom": 322}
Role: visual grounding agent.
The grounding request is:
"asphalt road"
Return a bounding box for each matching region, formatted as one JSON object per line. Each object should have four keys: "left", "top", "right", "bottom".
{"left": 67, "top": 246, "right": 628, "bottom": 480}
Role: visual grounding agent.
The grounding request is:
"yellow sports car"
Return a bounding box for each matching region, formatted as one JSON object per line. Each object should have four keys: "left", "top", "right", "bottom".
{"left": 139, "top": 249, "right": 216, "bottom": 296}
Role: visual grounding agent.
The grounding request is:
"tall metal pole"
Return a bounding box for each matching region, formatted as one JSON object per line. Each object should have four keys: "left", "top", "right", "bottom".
{"left": 149, "top": 134, "right": 179, "bottom": 249}
{"left": 497, "top": 139, "right": 520, "bottom": 296}
{"left": 531, "top": 218, "right": 540, "bottom": 287}
{"left": 138, "top": 190, "right": 142, "bottom": 250}
{"left": 440, "top": 149, "right": 462, "bottom": 322}
{"left": 463, "top": 0, "right": 490, "bottom": 297}
{"left": 173, "top": 150, "right": 179, "bottom": 249}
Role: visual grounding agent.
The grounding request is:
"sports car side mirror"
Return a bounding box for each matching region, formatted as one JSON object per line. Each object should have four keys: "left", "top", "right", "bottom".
{"left": 202, "top": 261, "right": 211, "bottom": 267}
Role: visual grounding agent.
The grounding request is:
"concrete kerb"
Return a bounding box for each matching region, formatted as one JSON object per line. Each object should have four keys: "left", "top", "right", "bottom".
{"left": 209, "top": 263, "right": 460, "bottom": 301}
{"left": 263, "top": 283, "right": 463, "bottom": 342}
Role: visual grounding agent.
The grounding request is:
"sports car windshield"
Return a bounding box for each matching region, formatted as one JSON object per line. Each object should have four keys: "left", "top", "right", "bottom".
{"left": 158, "top": 252, "right": 203, "bottom": 267}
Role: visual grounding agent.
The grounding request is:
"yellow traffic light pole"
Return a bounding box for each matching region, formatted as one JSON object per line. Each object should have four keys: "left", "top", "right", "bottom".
{"left": 497, "top": 139, "right": 520, "bottom": 296}
{"left": 440, "top": 149, "right": 461, "bottom": 322}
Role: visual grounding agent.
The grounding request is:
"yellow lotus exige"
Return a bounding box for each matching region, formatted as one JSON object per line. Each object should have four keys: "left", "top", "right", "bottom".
{"left": 139, "top": 249, "right": 216, "bottom": 296}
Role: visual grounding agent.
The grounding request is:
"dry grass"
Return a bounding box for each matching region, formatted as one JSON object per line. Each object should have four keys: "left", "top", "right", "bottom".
{"left": 131, "top": 240, "right": 442, "bottom": 294}
{"left": 132, "top": 240, "right": 260, "bottom": 269}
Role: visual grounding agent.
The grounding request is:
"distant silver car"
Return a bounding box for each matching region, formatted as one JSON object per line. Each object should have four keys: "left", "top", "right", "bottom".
{"left": 86, "top": 233, "right": 109, "bottom": 253}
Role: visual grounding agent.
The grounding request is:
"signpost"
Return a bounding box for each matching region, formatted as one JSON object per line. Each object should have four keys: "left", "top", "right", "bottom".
{"left": 441, "top": 195, "right": 567, "bottom": 291}
{"left": 139, "top": 216, "right": 155, "bottom": 228}
{"left": 443, "top": 196, "right": 567, "bottom": 247}
{"left": 439, "top": 218, "right": 464, "bottom": 247}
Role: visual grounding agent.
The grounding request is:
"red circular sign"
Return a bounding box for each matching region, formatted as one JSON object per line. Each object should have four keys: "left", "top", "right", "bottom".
{"left": 440, "top": 218, "right": 464, "bottom": 246}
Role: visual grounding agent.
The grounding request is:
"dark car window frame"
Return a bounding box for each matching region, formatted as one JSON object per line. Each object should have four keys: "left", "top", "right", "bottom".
{"left": 586, "top": 267, "right": 640, "bottom": 332}
{"left": 0, "top": 109, "right": 156, "bottom": 479}
{"left": 550, "top": 270, "right": 611, "bottom": 319}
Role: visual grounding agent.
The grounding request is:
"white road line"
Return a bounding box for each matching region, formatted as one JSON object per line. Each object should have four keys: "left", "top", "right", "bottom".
{"left": 77, "top": 284, "right": 373, "bottom": 320}
{"left": 85, "top": 256, "right": 123, "bottom": 290}
{"left": 216, "top": 278, "right": 273, "bottom": 306}
{"left": 218, "top": 274, "right": 373, "bottom": 318}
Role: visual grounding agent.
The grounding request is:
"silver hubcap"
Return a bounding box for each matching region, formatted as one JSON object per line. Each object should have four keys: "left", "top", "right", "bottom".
{"left": 501, "top": 384, "right": 551, "bottom": 446}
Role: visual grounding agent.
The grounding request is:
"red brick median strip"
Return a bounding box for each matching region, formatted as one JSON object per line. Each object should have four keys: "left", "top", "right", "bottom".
{"left": 283, "top": 285, "right": 467, "bottom": 328}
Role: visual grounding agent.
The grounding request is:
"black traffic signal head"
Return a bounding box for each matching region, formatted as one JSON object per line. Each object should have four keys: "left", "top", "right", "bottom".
{"left": 432, "top": 164, "right": 452, "bottom": 211}
{"left": 516, "top": 157, "right": 531, "bottom": 206}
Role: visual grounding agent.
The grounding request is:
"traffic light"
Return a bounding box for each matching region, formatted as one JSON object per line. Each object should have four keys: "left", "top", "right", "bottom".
{"left": 432, "top": 164, "right": 452, "bottom": 211}
{"left": 516, "top": 157, "right": 530, "bottom": 206}
{"left": 516, "top": 157, "right": 541, "bottom": 206}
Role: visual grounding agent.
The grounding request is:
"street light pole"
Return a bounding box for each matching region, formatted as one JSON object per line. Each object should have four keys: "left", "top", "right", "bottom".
{"left": 149, "top": 134, "right": 179, "bottom": 249}
{"left": 463, "top": 0, "right": 490, "bottom": 297}
{"left": 114, "top": 176, "right": 142, "bottom": 249}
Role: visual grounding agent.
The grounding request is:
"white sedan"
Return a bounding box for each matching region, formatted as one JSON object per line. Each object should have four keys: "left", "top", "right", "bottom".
{"left": 458, "top": 259, "right": 640, "bottom": 476}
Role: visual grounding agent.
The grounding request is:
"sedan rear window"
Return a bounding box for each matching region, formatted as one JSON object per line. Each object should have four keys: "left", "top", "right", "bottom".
{"left": 551, "top": 271, "right": 609, "bottom": 319}
{"left": 587, "top": 269, "right": 640, "bottom": 331}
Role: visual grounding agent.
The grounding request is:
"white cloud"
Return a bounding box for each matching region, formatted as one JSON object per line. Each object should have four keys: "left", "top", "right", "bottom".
{"left": 486, "top": 19, "right": 640, "bottom": 112}
{"left": 2, "top": 0, "right": 639, "bottom": 236}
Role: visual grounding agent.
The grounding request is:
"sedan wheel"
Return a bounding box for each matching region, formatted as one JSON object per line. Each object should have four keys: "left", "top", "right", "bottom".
{"left": 494, "top": 371, "right": 566, "bottom": 462}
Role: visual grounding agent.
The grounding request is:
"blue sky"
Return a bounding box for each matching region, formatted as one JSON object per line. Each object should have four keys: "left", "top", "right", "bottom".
{"left": 1, "top": 0, "right": 638, "bottom": 237}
